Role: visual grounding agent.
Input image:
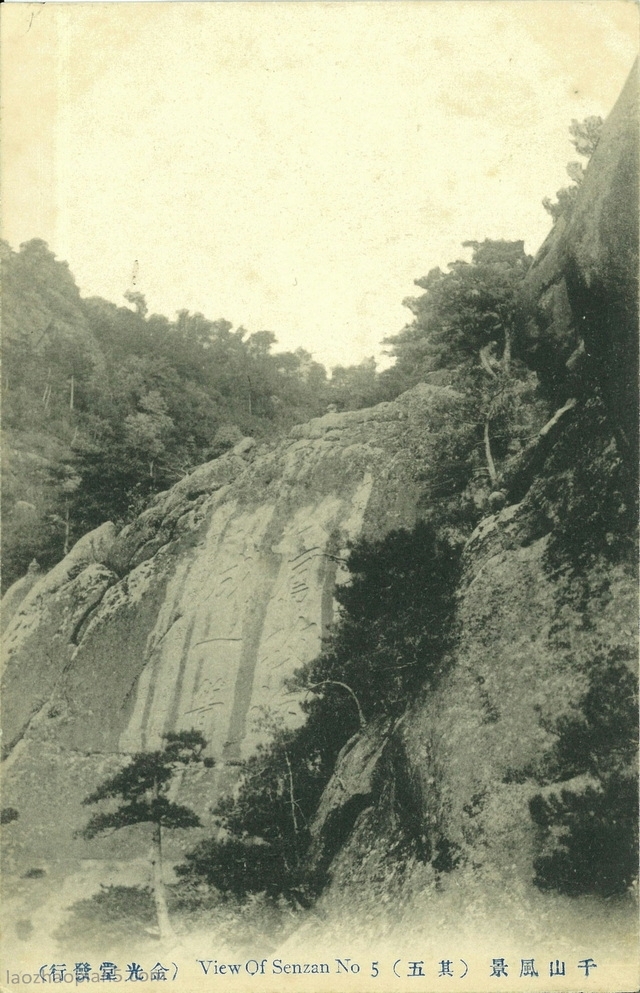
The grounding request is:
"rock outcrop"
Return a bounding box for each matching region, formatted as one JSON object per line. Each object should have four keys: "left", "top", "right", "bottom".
{"left": 522, "top": 60, "right": 638, "bottom": 445}
{"left": 1, "top": 384, "right": 459, "bottom": 866}
{"left": 295, "top": 61, "right": 639, "bottom": 951}
{"left": 308, "top": 504, "right": 636, "bottom": 913}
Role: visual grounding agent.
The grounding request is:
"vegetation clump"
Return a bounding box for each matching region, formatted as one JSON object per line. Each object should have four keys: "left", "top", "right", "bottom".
{"left": 529, "top": 776, "right": 638, "bottom": 898}
{"left": 542, "top": 116, "right": 603, "bottom": 222}
{"left": 54, "top": 885, "right": 158, "bottom": 951}
{"left": 383, "top": 238, "right": 548, "bottom": 516}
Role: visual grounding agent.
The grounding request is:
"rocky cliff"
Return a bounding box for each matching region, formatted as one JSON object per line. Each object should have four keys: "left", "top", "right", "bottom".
{"left": 286, "top": 60, "right": 639, "bottom": 961}
{"left": 522, "top": 61, "right": 638, "bottom": 446}
{"left": 299, "top": 504, "right": 636, "bottom": 953}
{"left": 1, "top": 383, "right": 459, "bottom": 867}
{"left": 1, "top": 61, "right": 637, "bottom": 974}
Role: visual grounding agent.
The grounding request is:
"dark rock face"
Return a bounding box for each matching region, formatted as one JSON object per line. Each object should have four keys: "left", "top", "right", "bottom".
{"left": 317, "top": 507, "right": 636, "bottom": 887}
{"left": 305, "top": 63, "right": 638, "bottom": 938}
{"left": 308, "top": 720, "right": 394, "bottom": 876}
{"left": 523, "top": 61, "right": 638, "bottom": 446}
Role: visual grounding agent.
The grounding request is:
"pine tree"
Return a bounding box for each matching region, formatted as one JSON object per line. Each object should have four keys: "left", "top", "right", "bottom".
{"left": 79, "top": 730, "right": 210, "bottom": 941}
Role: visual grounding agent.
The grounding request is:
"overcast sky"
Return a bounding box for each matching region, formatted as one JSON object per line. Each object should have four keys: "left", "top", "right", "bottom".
{"left": 2, "top": 2, "right": 638, "bottom": 370}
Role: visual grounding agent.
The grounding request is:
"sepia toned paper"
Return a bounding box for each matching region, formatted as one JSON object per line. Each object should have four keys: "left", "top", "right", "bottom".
{"left": 1, "top": 3, "right": 638, "bottom": 991}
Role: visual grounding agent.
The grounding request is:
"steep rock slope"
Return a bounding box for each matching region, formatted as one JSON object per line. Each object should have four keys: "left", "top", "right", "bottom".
{"left": 295, "top": 61, "right": 638, "bottom": 951}
{"left": 1, "top": 383, "right": 459, "bottom": 866}
{"left": 305, "top": 507, "right": 636, "bottom": 931}
{"left": 522, "top": 60, "right": 638, "bottom": 443}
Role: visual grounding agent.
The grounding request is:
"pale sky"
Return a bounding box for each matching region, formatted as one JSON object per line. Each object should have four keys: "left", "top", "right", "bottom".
{"left": 2, "top": 2, "right": 638, "bottom": 370}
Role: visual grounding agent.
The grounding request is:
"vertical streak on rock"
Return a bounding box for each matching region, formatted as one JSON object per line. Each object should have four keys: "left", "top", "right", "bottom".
{"left": 120, "top": 564, "right": 192, "bottom": 753}
{"left": 320, "top": 535, "right": 340, "bottom": 639}
{"left": 137, "top": 649, "right": 161, "bottom": 753}
{"left": 222, "top": 551, "right": 281, "bottom": 761}
{"left": 165, "top": 614, "right": 197, "bottom": 735}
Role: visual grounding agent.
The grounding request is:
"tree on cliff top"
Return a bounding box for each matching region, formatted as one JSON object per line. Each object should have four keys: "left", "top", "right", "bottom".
{"left": 543, "top": 115, "right": 603, "bottom": 221}
{"left": 384, "top": 240, "right": 541, "bottom": 493}
{"left": 389, "top": 239, "right": 531, "bottom": 378}
{"left": 79, "top": 730, "right": 210, "bottom": 942}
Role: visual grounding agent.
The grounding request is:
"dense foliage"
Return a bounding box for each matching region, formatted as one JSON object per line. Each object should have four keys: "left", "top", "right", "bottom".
{"left": 530, "top": 776, "right": 638, "bottom": 898}
{"left": 1, "top": 240, "right": 386, "bottom": 590}
{"left": 386, "top": 239, "right": 532, "bottom": 380}
{"left": 382, "top": 239, "right": 548, "bottom": 513}
{"left": 176, "top": 720, "right": 325, "bottom": 904}
{"left": 542, "top": 116, "right": 603, "bottom": 221}
{"left": 300, "top": 522, "right": 463, "bottom": 723}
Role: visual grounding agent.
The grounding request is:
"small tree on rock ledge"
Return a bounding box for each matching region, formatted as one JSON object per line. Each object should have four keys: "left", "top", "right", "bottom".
{"left": 79, "top": 730, "right": 210, "bottom": 942}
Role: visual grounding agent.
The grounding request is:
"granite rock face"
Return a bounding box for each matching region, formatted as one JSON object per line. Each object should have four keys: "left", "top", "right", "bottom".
{"left": 1, "top": 383, "right": 459, "bottom": 865}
